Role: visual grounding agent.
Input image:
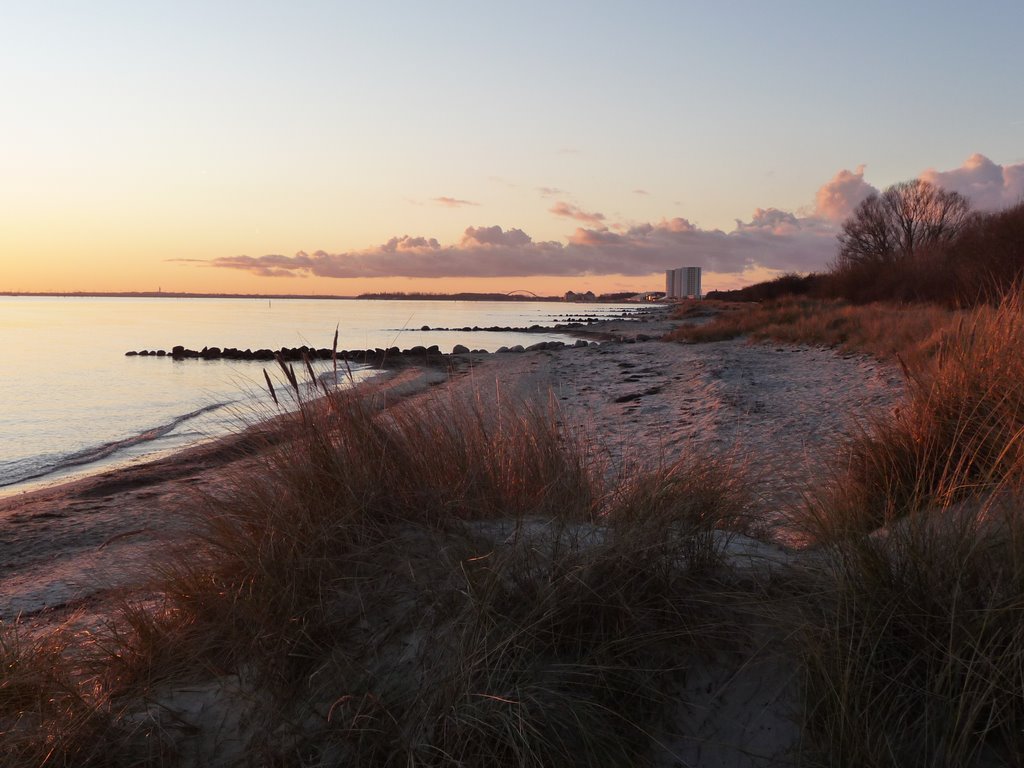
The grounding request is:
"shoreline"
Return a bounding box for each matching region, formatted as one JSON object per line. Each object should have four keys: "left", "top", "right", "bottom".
{"left": 1, "top": 307, "right": 665, "bottom": 499}
{"left": 0, "top": 306, "right": 904, "bottom": 629}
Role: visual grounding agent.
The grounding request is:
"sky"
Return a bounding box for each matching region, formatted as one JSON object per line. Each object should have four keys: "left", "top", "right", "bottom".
{"left": 3, "top": 0, "right": 1023, "bottom": 296}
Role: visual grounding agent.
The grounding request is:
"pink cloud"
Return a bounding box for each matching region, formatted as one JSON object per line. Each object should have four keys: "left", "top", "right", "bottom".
{"left": 549, "top": 201, "right": 606, "bottom": 226}
{"left": 920, "top": 153, "right": 1024, "bottom": 211}
{"left": 814, "top": 165, "right": 877, "bottom": 222}
{"left": 735, "top": 208, "right": 802, "bottom": 235}
{"left": 460, "top": 225, "right": 532, "bottom": 247}
{"left": 433, "top": 196, "right": 478, "bottom": 207}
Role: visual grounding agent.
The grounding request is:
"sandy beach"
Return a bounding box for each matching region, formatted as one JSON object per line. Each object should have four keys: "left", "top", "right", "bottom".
{"left": 0, "top": 306, "right": 915, "bottom": 766}
{"left": 0, "top": 308, "right": 903, "bottom": 628}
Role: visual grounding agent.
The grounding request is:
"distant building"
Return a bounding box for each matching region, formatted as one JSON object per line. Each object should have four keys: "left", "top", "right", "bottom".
{"left": 665, "top": 267, "right": 701, "bottom": 299}
{"left": 564, "top": 290, "right": 597, "bottom": 302}
{"left": 630, "top": 292, "right": 665, "bottom": 302}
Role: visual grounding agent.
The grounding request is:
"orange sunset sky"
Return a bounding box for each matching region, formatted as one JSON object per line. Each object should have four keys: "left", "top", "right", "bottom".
{"left": 3, "top": 2, "right": 1022, "bottom": 296}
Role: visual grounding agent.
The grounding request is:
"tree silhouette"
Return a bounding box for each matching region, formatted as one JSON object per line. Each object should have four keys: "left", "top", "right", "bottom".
{"left": 836, "top": 179, "right": 973, "bottom": 268}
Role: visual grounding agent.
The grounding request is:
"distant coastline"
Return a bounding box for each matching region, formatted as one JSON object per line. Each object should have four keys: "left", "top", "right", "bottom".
{"left": 0, "top": 290, "right": 644, "bottom": 303}
{"left": 1, "top": 290, "right": 358, "bottom": 300}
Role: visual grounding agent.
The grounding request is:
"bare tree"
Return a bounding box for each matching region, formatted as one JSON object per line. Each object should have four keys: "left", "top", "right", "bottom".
{"left": 836, "top": 179, "right": 974, "bottom": 268}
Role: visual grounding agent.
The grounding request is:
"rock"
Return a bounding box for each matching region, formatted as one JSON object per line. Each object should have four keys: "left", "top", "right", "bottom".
{"left": 125, "top": 350, "right": 138, "bottom": 356}
{"left": 421, "top": 325, "right": 431, "bottom": 331}
{"left": 574, "top": 339, "right": 589, "bottom": 348}
{"left": 452, "top": 344, "right": 470, "bottom": 355}
{"left": 496, "top": 346, "right": 509, "bottom": 353}
{"left": 508, "top": 345, "right": 525, "bottom": 353}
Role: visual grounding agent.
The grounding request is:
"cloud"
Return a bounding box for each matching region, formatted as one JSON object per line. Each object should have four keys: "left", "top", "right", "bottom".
{"left": 735, "top": 207, "right": 801, "bottom": 234}
{"left": 537, "top": 186, "right": 564, "bottom": 197}
{"left": 433, "top": 196, "right": 478, "bottom": 207}
{"left": 202, "top": 153, "right": 1022, "bottom": 283}
{"left": 208, "top": 211, "right": 836, "bottom": 280}
{"left": 920, "top": 154, "right": 1024, "bottom": 211}
{"left": 633, "top": 189, "right": 649, "bottom": 195}
{"left": 460, "top": 225, "right": 533, "bottom": 247}
{"left": 549, "top": 201, "right": 606, "bottom": 226}
{"left": 814, "top": 165, "right": 876, "bottom": 222}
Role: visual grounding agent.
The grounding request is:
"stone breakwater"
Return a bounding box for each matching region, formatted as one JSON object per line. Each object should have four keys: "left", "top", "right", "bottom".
{"left": 123, "top": 307, "right": 670, "bottom": 363}
{"left": 124, "top": 339, "right": 597, "bottom": 364}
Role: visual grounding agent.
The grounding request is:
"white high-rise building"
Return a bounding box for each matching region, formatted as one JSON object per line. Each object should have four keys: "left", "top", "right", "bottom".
{"left": 665, "top": 267, "right": 701, "bottom": 299}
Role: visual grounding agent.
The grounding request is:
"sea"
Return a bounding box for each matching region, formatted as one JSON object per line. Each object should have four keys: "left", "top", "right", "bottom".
{"left": 0, "top": 296, "right": 638, "bottom": 497}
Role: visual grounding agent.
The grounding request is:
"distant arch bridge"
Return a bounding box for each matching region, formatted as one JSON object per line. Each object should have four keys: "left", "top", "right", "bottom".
{"left": 505, "top": 289, "right": 541, "bottom": 297}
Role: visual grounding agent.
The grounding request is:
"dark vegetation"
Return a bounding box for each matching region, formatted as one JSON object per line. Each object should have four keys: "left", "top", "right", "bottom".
{"left": 704, "top": 272, "right": 825, "bottom": 302}
{"left": 706, "top": 183, "right": 1024, "bottom": 307}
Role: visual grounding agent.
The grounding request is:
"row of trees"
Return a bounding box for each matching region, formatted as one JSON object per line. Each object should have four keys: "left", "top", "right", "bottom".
{"left": 708, "top": 182, "right": 1023, "bottom": 306}
{"left": 831, "top": 179, "right": 1023, "bottom": 305}
{"left": 836, "top": 179, "right": 974, "bottom": 269}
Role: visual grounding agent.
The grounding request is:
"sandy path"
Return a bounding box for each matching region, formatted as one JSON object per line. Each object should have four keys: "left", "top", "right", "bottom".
{"left": 440, "top": 335, "right": 904, "bottom": 533}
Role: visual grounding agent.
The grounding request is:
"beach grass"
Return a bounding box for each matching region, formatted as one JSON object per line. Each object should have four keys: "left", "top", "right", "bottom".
{"left": 663, "top": 290, "right": 1024, "bottom": 765}
{"left": 665, "top": 297, "right": 960, "bottom": 365}
{"left": 0, "top": 380, "right": 763, "bottom": 766}
{"left": 794, "top": 292, "right": 1024, "bottom": 539}
{"left": 795, "top": 507, "right": 1024, "bottom": 767}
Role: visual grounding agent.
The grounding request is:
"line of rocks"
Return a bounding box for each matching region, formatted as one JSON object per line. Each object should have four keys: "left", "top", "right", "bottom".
{"left": 124, "top": 339, "right": 595, "bottom": 363}
{"left": 407, "top": 323, "right": 577, "bottom": 333}
{"left": 407, "top": 318, "right": 651, "bottom": 333}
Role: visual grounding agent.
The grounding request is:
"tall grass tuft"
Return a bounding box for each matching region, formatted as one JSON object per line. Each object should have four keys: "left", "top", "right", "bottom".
{"left": 797, "top": 506, "right": 1024, "bottom": 767}
{"left": 0, "top": 620, "right": 151, "bottom": 767}
{"left": 801, "top": 291, "right": 1024, "bottom": 538}
{"left": 665, "top": 297, "right": 959, "bottom": 365}
{"left": 84, "top": 376, "right": 758, "bottom": 765}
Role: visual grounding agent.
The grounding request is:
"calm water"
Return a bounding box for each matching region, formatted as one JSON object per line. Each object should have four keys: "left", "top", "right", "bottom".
{"left": 0, "top": 296, "right": 633, "bottom": 495}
